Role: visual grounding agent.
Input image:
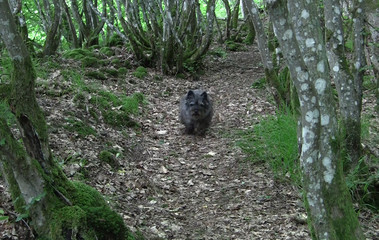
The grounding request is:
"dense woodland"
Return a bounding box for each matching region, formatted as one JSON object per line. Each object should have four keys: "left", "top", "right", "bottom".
{"left": 0, "top": 0, "right": 378, "bottom": 239}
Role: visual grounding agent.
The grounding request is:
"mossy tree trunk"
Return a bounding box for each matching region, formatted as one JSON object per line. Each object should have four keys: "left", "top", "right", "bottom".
{"left": 324, "top": 0, "right": 365, "bottom": 171}
{"left": 241, "top": 1, "right": 256, "bottom": 45}
{"left": 0, "top": 1, "right": 132, "bottom": 239}
{"left": 221, "top": 0, "right": 232, "bottom": 40}
{"left": 266, "top": 0, "right": 365, "bottom": 239}
{"left": 243, "top": 0, "right": 290, "bottom": 108}
{"left": 42, "top": 0, "right": 62, "bottom": 56}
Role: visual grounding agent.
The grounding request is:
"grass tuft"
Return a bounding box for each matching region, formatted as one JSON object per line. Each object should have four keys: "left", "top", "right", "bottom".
{"left": 236, "top": 111, "right": 301, "bottom": 184}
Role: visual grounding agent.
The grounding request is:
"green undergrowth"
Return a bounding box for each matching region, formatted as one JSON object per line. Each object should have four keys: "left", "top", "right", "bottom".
{"left": 59, "top": 68, "right": 146, "bottom": 136}
{"left": 64, "top": 117, "right": 97, "bottom": 137}
{"left": 133, "top": 66, "right": 148, "bottom": 79}
{"left": 346, "top": 156, "right": 379, "bottom": 211}
{"left": 236, "top": 110, "right": 301, "bottom": 185}
{"left": 236, "top": 109, "right": 379, "bottom": 211}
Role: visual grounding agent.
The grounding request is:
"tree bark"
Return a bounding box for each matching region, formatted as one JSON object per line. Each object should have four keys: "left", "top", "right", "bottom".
{"left": 243, "top": 0, "right": 290, "bottom": 108}
{"left": 324, "top": 0, "right": 365, "bottom": 170}
{"left": 0, "top": 1, "right": 132, "bottom": 239}
{"left": 266, "top": 0, "right": 365, "bottom": 239}
{"left": 42, "top": 0, "right": 62, "bottom": 56}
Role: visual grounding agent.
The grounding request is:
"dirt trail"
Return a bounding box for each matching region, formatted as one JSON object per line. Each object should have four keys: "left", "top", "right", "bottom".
{"left": 0, "top": 44, "right": 313, "bottom": 239}
{"left": 117, "top": 45, "right": 310, "bottom": 239}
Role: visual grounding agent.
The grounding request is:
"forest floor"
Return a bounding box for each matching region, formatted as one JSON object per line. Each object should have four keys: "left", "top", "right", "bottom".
{"left": 1, "top": 43, "right": 379, "bottom": 239}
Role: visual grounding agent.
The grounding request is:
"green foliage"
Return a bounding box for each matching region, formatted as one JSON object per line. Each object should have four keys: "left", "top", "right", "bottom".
{"left": 85, "top": 70, "right": 106, "bottom": 80}
{"left": 55, "top": 181, "right": 133, "bottom": 240}
{"left": 346, "top": 156, "right": 379, "bottom": 211}
{"left": 225, "top": 40, "right": 246, "bottom": 51}
{"left": 251, "top": 77, "right": 267, "bottom": 89}
{"left": 345, "top": 39, "right": 354, "bottom": 52}
{"left": 63, "top": 49, "right": 98, "bottom": 60}
{"left": 103, "top": 68, "right": 119, "bottom": 77}
{"left": 133, "top": 66, "right": 148, "bottom": 79}
{"left": 87, "top": 90, "right": 144, "bottom": 128}
{"left": 82, "top": 56, "right": 100, "bottom": 68}
{"left": 121, "top": 92, "right": 146, "bottom": 115}
{"left": 208, "top": 48, "right": 227, "bottom": 58}
{"left": 103, "top": 111, "right": 139, "bottom": 128}
{"left": 99, "top": 150, "right": 118, "bottom": 168}
{"left": 0, "top": 101, "right": 16, "bottom": 125}
{"left": 0, "top": 208, "right": 9, "bottom": 221}
{"left": 236, "top": 111, "right": 301, "bottom": 184}
{"left": 100, "top": 47, "right": 114, "bottom": 57}
{"left": 118, "top": 67, "right": 128, "bottom": 74}
{"left": 64, "top": 117, "right": 97, "bottom": 137}
{"left": 108, "top": 34, "right": 124, "bottom": 47}
{"left": 0, "top": 50, "right": 12, "bottom": 83}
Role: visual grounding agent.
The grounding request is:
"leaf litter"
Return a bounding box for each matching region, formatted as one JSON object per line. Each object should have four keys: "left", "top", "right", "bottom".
{"left": 1, "top": 44, "right": 378, "bottom": 240}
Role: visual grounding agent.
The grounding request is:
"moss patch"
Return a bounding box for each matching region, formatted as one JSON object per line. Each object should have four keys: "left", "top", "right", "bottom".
{"left": 99, "top": 150, "right": 118, "bottom": 168}
{"left": 118, "top": 67, "right": 128, "bottom": 75}
{"left": 85, "top": 71, "right": 106, "bottom": 80}
{"left": 64, "top": 118, "right": 97, "bottom": 137}
{"left": 63, "top": 49, "right": 98, "bottom": 61}
{"left": 133, "top": 66, "right": 148, "bottom": 79}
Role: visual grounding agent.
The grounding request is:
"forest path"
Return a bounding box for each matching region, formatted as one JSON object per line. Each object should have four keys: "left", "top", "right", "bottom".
{"left": 120, "top": 44, "right": 310, "bottom": 239}
{"left": 0, "top": 44, "right": 311, "bottom": 239}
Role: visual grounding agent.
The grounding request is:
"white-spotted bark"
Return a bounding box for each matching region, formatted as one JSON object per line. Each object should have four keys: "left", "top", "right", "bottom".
{"left": 324, "top": 0, "right": 365, "bottom": 170}
{"left": 265, "top": 0, "right": 365, "bottom": 239}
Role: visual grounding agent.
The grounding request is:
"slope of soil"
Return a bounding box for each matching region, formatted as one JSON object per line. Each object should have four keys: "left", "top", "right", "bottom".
{"left": 1, "top": 43, "right": 378, "bottom": 239}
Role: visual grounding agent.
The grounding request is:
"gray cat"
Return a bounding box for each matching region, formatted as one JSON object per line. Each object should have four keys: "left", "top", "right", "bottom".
{"left": 179, "top": 90, "right": 213, "bottom": 135}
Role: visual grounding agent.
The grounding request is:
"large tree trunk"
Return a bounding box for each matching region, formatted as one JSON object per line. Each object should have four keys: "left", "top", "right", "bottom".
{"left": 0, "top": 1, "right": 132, "bottom": 239}
{"left": 265, "top": 0, "right": 365, "bottom": 239}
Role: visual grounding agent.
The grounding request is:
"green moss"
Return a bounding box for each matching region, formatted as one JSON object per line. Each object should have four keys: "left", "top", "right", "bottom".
{"left": 99, "top": 91, "right": 122, "bottom": 106}
{"left": 64, "top": 118, "right": 97, "bottom": 137}
{"left": 111, "top": 58, "right": 121, "bottom": 66}
{"left": 225, "top": 40, "right": 247, "bottom": 51}
{"left": 50, "top": 206, "right": 95, "bottom": 240}
{"left": 102, "top": 110, "right": 139, "bottom": 128}
{"left": 99, "top": 150, "right": 118, "bottom": 168}
{"left": 85, "top": 71, "right": 106, "bottom": 80}
{"left": 85, "top": 206, "right": 127, "bottom": 239}
{"left": 208, "top": 48, "right": 227, "bottom": 58}
{"left": 133, "top": 66, "right": 148, "bottom": 79}
{"left": 89, "top": 95, "right": 112, "bottom": 109}
{"left": 87, "top": 90, "right": 144, "bottom": 128}
{"left": 108, "top": 34, "right": 124, "bottom": 47}
{"left": 10, "top": 57, "right": 49, "bottom": 142}
{"left": 0, "top": 101, "right": 16, "bottom": 125}
{"left": 63, "top": 49, "right": 97, "bottom": 60}
{"left": 89, "top": 108, "right": 100, "bottom": 121}
{"left": 103, "top": 68, "right": 119, "bottom": 77}
{"left": 100, "top": 47, "right": 114, "bottom": 57}
{"left": 118, "top": 67, "right": 128, "bottom": 74}
{"left": 121, "top": 92, "right": 145, "bottom": 115}
{"left": 73, "top": 91, "right": 85, "bottom": 102}
{"left": 176, "top": 73, "right": 186, "bottom": 79}
{"left": 82, "top": 56, "right": 100, "bottom": 68}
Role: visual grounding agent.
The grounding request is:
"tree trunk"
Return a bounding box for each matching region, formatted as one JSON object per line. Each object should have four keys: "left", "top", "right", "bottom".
{"left": 266, "top": 0, "right": 365, "bottom": 239}
{"left": 62, "top": 0, "right": 79, "bottom": 48}
{"left": 222, "top": 0, "right": 232, "bottom": 39}
{"left": 324, "top": 0, "right": 365, "bottom": 171}
{"left": 243, "top": 0, "right": 290, "bottom": 108}
{"left": 0, "top": 1, "right": 133, "bottom": 239}
{"left": 42, "top": 0, "right": 62, "bottom": 56}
